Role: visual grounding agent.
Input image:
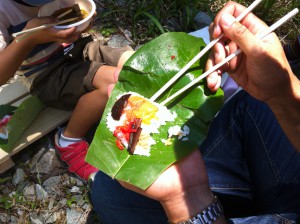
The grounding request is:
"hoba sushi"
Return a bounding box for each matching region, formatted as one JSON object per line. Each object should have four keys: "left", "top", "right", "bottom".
{"left": 106, "top": 92, "right": 177, "bottom": 156}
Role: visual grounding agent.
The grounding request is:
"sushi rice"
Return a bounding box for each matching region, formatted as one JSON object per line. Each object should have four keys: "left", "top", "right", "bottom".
{"left": 106, "top": 92, "right": 177, "bottom": 156}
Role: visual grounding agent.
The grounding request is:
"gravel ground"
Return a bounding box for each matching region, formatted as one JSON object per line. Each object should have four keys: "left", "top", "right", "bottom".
{"left": 0, "top": 131, "right": 100, "bottom": 224}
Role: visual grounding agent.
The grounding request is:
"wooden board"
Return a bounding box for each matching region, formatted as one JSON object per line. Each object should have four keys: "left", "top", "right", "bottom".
{"left": 0, "top": 107, "right": 72, "bottom": 173}
{"left": 0, "top": 80, "right": 29, "bottom": 105}
{"left": 0, "top": 79, "right": 72, "bottom": 173}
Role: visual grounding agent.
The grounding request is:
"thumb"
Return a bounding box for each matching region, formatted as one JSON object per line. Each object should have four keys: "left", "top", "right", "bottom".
{"left": 107, "top": 84, "right": 115, "bottom": 97}
{"left": 219, "top": 13, "right": 261, "bottom": 55}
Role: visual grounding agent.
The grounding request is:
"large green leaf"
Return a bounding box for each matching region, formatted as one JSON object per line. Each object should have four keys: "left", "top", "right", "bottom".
{"left": 0, "top": 105, "right": 17, "bottom": 119}
{"left": 0, "top": 96, "right": 45, "bottom": 151}
{"left": 86, "top": 32, "right": 224, "bottom": 190}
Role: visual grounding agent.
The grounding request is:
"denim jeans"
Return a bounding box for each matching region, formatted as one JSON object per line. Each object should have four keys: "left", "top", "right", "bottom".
{"left": 91, "top": 90, "right": 300, "bottom": 224}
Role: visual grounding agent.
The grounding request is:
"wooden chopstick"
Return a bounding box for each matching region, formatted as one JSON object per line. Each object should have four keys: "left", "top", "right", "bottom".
{"left": 150, "top": 0, "right": 263, "bottom": 102}
{"left": 56, "top": 8, "right": 73, "bottom": 19}
{"left": 12, "top": 17, "right": 80, "bottom": 38}
{"left": 160, "top": 8, "right": 299, "bottom": 106}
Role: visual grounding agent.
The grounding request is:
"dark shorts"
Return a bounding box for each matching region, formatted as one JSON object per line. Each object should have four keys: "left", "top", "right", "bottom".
{"left": 32, "top": 36, "right": 132, "bottom": 110}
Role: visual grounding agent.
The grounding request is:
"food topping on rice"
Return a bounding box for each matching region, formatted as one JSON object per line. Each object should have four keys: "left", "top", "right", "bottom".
{"left": 162, "top": 125, "right": 190, "bottom": 145}
{"left": 107, "top": 92, "right": 177, "bottom": 156}
{"left": 0, "top": 115, "right": 12, "bottom": 140}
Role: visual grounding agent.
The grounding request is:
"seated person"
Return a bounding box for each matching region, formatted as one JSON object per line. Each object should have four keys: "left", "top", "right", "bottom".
{"left": 0, "top": 0, "right": 134, "bottom": 180}
{"left": 89, "top": 1, "right": 300, "bottom": 223}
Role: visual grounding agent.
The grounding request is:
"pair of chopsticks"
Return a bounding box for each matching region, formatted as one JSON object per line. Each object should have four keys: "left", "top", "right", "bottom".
{"left": 150, "top": 0, "right": 263, "bottom": 102}
{"left": 12, "top": 6, "right": 80, "bottom": 38}
{"left": 12, "top": 17, "right": 79, "bottom": 38}
{"left": 150, "top": 0, "right": 299, "bottom": 106}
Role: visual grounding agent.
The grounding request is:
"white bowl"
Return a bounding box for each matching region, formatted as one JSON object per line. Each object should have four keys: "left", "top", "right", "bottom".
{"left": 38, "top": 0, "right": 96, "bottom": 32}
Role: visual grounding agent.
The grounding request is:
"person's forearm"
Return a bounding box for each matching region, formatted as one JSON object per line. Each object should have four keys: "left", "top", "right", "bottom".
{"left": 161, "top": 187, "right": 226, "bottom": 224}
{"left": 267, "top": 74, "right": 300, "bottom": 152}
{"left": 0, "top": 37, "right": 36, "bottom": 85}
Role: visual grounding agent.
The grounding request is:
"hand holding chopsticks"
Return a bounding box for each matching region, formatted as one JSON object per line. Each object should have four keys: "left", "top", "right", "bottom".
{"left": 12, "top": 17, "right": 79, "bottom": 38}
{"left": 159, "top": 8, "right": 299, "bottom": 106}
{"left": 150, "top": 0, "right": 264, "bottom": 102}
{"left": 12, "top": 4, "right": 82, "bottom": 38}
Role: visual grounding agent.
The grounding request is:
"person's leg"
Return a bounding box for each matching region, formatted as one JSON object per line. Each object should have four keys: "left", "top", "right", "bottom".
{"left": 55, "top": 47, "right": 134, "bottom": 180}
{"left": 91, "top": 171, "right": 168, "bottom": 224}
{"left": 62, "top": 65, "right": 117, "bottom": 139}
{"left": 200, "top": 90, "right": 300, "bottom": 218}
{"left": 117, "top": 50, "right": 135, "bottom": 67}
{"left": 54, "top": 65, "right": 121, "bottom": 181}
{"left": 62, "top": 45, "right": 135, "bottom": 139}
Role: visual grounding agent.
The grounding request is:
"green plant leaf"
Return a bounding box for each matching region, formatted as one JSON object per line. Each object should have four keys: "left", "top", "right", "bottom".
{"left": 0, "top": 105, "right": 17, "bottom": 118}
{"left": 86, "top": 32, "right": 224, "bottom": 190}
{"left": 141, "top": 12, "right": 165, "bottom": 34}
{"left": 0, "top": 96, "right": 45, "bottom": 151}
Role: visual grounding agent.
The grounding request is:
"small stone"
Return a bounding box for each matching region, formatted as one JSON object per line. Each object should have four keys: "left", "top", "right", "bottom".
{"left": 23, "top": 184, "right": 36, "bottom": 197}
{"left": 9, "top": 191, "right": 16, "bottom": 197}
{"left": 36, "top": 184, "right": 48, "bottom": 200}
{"left": 17, "top": 209, "right": 24, "bottom": 217}
{"left": 108, "top": 34, "right": 131, "bottom": 48}
{"left": 16, "top": 180, "right": 28, "bottom": 193}
{"left": 30, "top": 147, "right": 61, "bottom": 174}
{"left": 43, "top": 212, "right": 57, "bottom": 224}
{"left": 76, "top": 178, "right": 85, "bottom": 187}
{"left": 12, "top": 168, "right": 25, "bottom": 186}
{"left": 66, "top": 208, "right": 85, "bottom": 224}
{"left": 72, "top": 195, "right": 85, "bottom": 206}
{"left": 82, "top": 203, "right": 92, "bottom": 210}
{"left": 2, "top": 187, "right": 10, "bottom": 194}
{"left": 42, "top": 176, "right": 61, "bottom": 195}
{"left": 70, "top": 186, "right": 81, "bottom": 194}
{"left": 48, "top": 198, "right": 55, "bottom": 210}
{"left": 0, "top": 213, "right": 10, "bottom": 223}
{"left": 10, "top": 215, "right": 18, "bottom": 224}
{"left": 58, "top": 198, "right": 67, "bottom": 206}
{"left": 30, "top": 212, "right": 44, "bottom": 224}
{"left": 69, "top": 176, "right": 77, "bottom": 185}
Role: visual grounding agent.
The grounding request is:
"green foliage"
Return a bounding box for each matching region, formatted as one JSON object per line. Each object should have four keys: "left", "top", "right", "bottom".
{"left": 95, "top": 0, "right": 299, "bottom": 44}
{"left": 100, "top": 27, "right": 117, "bottom": 37}
{"left": 0, "top": 195, "right": 13, "bottom": 210}
{"left": 66, "top": 196, "right": 77, "bottom": 208}
{"left": 0, "top": 176, "right": 12, "bottom": 184}
{"left": 0, "top": 192, "right": 24, "bottom": 210}
{"left": 97, "top": 0, "right": 207, "bottom": 44}
{"left": 0, "top": 96, "right": 45, "bottom": 152}
{"left": 221, "top": 0, "right": 300, "bottom": 42}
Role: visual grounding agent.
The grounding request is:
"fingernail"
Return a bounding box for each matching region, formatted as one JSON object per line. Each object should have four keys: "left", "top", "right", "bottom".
{"left": 213, "top": 24, "right": 220, "bottom": 32}
{"left": 220, "top": 13, "right": 235, "bottom": 28}
{"left": 208, "top": 72, "right": 217, "bottom": 83}
{"left": 213, "top": 24, "right": 222, "bottom": 38}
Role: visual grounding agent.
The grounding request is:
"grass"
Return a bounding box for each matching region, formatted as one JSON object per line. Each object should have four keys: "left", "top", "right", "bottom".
{"left": 232, "top": 0, "right": 300, "bottom": 44}
{"left": 94, "top": 0, "right": 202, "bottom": 45}
{"left": 94, "top": 0, "right": 300, "bottom": 45}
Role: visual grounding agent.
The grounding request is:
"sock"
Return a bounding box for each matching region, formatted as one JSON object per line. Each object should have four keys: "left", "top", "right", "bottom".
{"left": 59, "top": 132, "right": 82, "bottom": 147}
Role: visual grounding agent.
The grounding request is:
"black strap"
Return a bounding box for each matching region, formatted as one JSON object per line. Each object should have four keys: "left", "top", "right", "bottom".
{"left": 12, "top": 0, "right": 35, "bottom": 7}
